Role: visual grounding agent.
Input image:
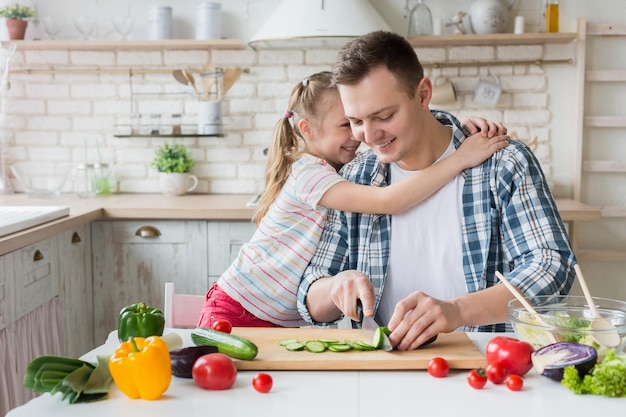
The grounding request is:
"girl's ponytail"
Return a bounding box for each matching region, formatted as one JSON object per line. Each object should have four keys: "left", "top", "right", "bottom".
{"left": 253, "top": 72, "right": 334, "bottom": 225}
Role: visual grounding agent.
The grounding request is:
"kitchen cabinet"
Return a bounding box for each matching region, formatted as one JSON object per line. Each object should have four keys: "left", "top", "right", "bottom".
{"left": 0, "top": 252, "right": 15, "bottom": 331}
{"left": 13, "top": 237, "right": 59, "bottom": 319}
{"left": 207, "top": 220, "right": 256, "bottom": 285}
{"left": 56, "top": 224, "right": 94, "bottom": 357}
{"left": 91, "top": 220, "right": 208, "bottom": 343}
{"left": 1, "top": 238, "right": 64, "bottom": 416}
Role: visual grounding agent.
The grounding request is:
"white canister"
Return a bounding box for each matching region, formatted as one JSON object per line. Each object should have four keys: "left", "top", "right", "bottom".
{"left": 147, "top": 5, "right": 172, "bottom": 40}
{"left": 196, "top": 2, "right": 222, "bottom": 40}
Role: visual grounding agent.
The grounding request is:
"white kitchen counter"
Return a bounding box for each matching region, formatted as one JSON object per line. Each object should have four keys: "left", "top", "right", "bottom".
{"left": 6, "top": 330, "right": 624, "bottom": 417}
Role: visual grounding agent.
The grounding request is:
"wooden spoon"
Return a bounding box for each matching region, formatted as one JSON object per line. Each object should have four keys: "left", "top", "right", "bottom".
{"left": 180, "top": 69, "right": 203, "bottom": 100}
{"left": 495, "top": 271, "right": 559, "bottom": 343}
{"left": 574, "top": 264, "right": 621, "bottom": 348}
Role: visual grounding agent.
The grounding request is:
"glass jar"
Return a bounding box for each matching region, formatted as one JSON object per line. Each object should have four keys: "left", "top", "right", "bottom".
{"left": 171, "top": 113, "right": 182, "bottom": 135}
{"left": 149, "top": 113, "right": 161, "bottom": 135}
{"left": 408, "top": 0, "right": 433, "bottom": 36}
{"left": 75, "top": 163, "right": 96, "bottom": 198}
{"left": 94, "top": 163, "right": 116, "bottom": 195}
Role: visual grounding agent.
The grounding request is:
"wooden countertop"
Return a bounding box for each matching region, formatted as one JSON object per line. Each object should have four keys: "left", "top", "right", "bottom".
{"left": 0, "top": 193, "right": 256, "bottom": 255}
{"left": 0, "top": 194, "right": 599, "bottom": 256}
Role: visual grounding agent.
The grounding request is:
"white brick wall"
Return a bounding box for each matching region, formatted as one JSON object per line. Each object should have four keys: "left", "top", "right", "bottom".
{"left": 2, "top": 44, "right": 559, "bottom": 195}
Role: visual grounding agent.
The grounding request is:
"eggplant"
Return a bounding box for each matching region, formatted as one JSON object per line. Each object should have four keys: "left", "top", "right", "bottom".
{"left": 531, "top": 342, "right": 597, "bottom": 382}
{"left": 170, "top": 345, "right": 219, "bottom": 378}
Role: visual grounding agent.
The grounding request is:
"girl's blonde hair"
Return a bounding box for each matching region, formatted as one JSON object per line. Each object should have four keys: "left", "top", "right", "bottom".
{"left": 253, "top": 71, "right": 335, "bottom": 225}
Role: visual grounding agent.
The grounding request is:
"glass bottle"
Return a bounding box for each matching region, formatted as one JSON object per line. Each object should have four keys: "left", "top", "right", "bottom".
{"left": 545, "top": 0, "right": 559, "bottom": 33}
{"left": 75, "top": 163, "right": 96, "bottom": 198}
{"left": 408, "top": 0, "right": 433, "bottom": 37}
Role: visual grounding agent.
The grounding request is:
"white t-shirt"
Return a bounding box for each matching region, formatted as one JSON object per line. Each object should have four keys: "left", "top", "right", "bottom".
{"left": 376, "top": 139, "right": 467, "bottom": 325}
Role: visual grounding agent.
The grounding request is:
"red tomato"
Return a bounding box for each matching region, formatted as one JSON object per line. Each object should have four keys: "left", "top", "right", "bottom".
{"left": 486, "top": 362, "right": 508, "bottom": 385}
{"left": 485, "top": 336, "right": 534, "bottom": 376}
{"left": 192, "top": 353, "right": 237, "bottom": 390}
{"left": 467, "top": 368, "right": 488, "bottom": 389}
{"left": 252, "top": 372, "right": 273, "bottom": 393}
{"left": 211, "top": 319, "right": 233, "bottom": 334}
{"left": 427, "top": 357, "right": 449, "bottom": 378}
{"left": 505, "top": 374, "right": 524, "bottom": 391}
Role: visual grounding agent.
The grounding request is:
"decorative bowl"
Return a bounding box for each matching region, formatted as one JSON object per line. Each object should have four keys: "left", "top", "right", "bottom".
{"left": 10, "top": 162, "right": 74, "bottom": 198}
{"left": 508, "top": 295, "right": 626, "bottom": 353}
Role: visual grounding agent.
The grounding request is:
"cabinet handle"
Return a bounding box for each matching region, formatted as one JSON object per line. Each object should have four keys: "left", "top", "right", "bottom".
{"left": 71, "top": 231, "right": 82, "bottom": 244}
{"left": 33, "top": 249, "right": 44, "bottom": 262}
{"left": 135, "top": 225, "right": 162, "bottom": 238}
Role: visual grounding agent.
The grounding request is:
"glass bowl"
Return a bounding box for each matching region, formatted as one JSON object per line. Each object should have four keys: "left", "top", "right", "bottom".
{"left": 10, "top": 162, "right": 74, "bottom": 198}
{"left": 508, "top": 295, "right": 626, "bottom": 353}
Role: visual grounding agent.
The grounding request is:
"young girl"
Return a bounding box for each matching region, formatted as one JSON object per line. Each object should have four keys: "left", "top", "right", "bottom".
{"left": 198, "top": 71, "right": 508, "bottom": 328}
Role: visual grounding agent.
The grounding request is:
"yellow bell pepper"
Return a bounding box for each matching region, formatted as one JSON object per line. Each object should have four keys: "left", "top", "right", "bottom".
{"left": 109, "top": 336, "right": 172, "bottom": 400}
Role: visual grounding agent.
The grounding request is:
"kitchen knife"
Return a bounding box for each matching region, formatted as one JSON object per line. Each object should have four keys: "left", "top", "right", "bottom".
{"left": 357, "top": 300, "right": 393, "bottom": 351}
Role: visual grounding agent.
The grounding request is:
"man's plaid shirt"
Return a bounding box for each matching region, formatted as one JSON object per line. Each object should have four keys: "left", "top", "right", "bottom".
{"left": 297, "top": 111, "right": 576, "bottom": 332}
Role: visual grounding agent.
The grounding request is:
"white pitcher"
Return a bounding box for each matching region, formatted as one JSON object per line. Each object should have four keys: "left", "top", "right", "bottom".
{"left": 469, "top": 0, "right": 516, "bottom": 34}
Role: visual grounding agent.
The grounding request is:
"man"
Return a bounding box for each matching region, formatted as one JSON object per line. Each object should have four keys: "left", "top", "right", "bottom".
{"left": 297, "top": 31, "right": 576, "bottom": 350}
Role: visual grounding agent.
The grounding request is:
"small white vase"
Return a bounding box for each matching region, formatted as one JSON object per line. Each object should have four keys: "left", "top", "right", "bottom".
{"left": 158, "top": 172, "right": 198, "bottom": 196}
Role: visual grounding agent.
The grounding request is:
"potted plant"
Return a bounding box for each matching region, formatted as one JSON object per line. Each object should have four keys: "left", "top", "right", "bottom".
{"left": 151, "top": 142, "right": 198, "bottom": 196}
{"left": 0, "top": 3, "right": 35, "bottom": 40}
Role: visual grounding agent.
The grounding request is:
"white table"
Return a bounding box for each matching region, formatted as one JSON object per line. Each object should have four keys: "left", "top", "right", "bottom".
{"left": 7, "top": 330, "right": 624, "bottom": 416}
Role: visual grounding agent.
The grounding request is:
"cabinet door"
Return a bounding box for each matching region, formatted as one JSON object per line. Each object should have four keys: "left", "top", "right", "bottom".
{"left": 14, "top": 237, "right": 59, "bottom": 320}
{"left": 207, "top": 221, "right": 256, "bottom": 284}
{"left": 91, "top": 220, "right": 207, "bottom": 343}
{"left": 57, "top": 224, "right": 94, "bottom": 357}
{"left": 0, "top": 252, "right": 15, "bottom": 331}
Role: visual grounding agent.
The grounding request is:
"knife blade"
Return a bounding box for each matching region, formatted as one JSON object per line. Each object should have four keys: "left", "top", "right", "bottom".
{"left": 357, "top": 300, "right": 393, "bottom": 351}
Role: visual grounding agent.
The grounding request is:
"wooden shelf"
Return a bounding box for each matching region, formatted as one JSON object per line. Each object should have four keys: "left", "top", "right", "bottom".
{"left": 586, "top": 70, "right": 626, "bottom": 82}
{"left": 407, "top": 32, "right": 577, "bottom": 47}
{"left": 3, "top": 33, "right": 576, "bottom": 52}
{"left": 113, "top": 133, "right": 225, "bottom": 138}
{"left": 583, "top": 160, "right": 626, "bottom": 173}
{"left": 585, "top": 116, "right": 626, "bottom": 127}
{"left": 600, "top": 206, "right": 626, "bottom": 218}
{"left": 577, "top": 249, "right": 626, "bottom": 262}
{"left": 555, "top": 199, "right": 601, "bottom": 222}
{"left": 1, "top": 38, "right": 244, "bottom": 51}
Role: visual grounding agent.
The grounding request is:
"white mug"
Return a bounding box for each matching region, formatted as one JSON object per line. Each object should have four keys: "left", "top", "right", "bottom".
{"left": 430, "top": 76, "right": 457, "bottom": 106}
{"left": 472, "top": 74, "right": 502, "bottom": 107}
{"left": 159, "top": 172, "right": 198, "bottom": 196}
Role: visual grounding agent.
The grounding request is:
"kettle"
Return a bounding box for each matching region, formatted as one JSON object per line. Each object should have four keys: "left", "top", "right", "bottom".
{"left": 469, "top": 0, "right": 516, "bottom": 34}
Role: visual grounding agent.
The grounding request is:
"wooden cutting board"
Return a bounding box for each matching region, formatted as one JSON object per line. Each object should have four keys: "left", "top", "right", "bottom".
{"left": 229, "top": 328, "right": 486, "bottom": 371}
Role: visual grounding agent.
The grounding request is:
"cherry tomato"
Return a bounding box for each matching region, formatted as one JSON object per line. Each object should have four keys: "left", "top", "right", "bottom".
{"left": 467, "top": 368, "right": 488, "bottom": 389}
{"left": 211, "top": 319, "right": 233, "bottom": 334}
{"left": 505, "top": 374, "right": 524, "bottom": 391}
{"left": 252, "top": 372, "right": 273, "bottom": 393}
{"left": 192, "top": 353, "right": 237, "bottom": 390}
{"left": 427, "top": 357, "right": 449, "bottom": 378}
{"left": 485, "top": 336, "right": 534, "bottom": 376}
{"left": 486, "top": 362, "right": 508, "bottom": 385}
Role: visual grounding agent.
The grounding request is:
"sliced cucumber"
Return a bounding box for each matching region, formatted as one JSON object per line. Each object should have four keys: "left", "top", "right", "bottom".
{"left": 327, "top": 343, "right": 352, "bottom": 352}
{"left": 318, "top": 338, "right": 340, "bottom": 347}
{"left": 304, "top": 341, "right": 326, "bottom": 353}
{"left": 284, "top": 342, "right": 306, "bottom": 351}
{"left": 352, "top": 341, "right": 376, "bottom": 351}
{"left": 278, "top": 338, "right": 299, "bottom": 346}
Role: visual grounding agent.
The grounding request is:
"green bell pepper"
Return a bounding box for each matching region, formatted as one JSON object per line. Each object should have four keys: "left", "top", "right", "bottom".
{"left": 117, "top": 302, "right": 165, "bottom": 342}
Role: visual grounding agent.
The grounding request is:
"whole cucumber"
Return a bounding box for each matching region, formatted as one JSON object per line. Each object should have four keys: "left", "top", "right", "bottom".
{"left": 191, "top": 327, "right": 258, "bottom": 360}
